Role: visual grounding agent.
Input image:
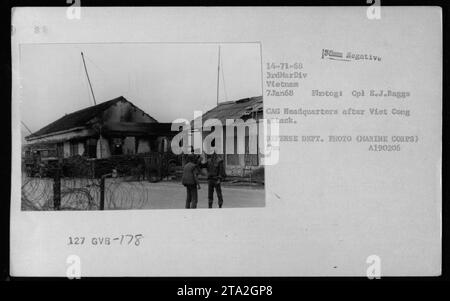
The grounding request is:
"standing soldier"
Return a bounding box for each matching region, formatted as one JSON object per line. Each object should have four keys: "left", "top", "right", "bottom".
{"left": 200, "top": 153, "right": 226, "bottom": 208}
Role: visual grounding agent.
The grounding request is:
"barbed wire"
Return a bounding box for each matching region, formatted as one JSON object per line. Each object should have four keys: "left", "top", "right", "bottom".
{"left": 22, "top": 174, "right": 151, "bottom": 211}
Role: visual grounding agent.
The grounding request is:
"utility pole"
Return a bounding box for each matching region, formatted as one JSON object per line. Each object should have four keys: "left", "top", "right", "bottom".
{"left": 216, "top": 45, "right": 220, "bottom": 106}
{"left": 81, "top": 52, "right": 97, "bottom": 105}
{"left": 21, "top": 121, "right": 33, "bottom": 135}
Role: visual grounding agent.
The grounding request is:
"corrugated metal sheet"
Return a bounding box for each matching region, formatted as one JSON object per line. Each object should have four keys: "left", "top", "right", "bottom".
{"left": 193, "top": 96, "right": 263, "bottom": 128}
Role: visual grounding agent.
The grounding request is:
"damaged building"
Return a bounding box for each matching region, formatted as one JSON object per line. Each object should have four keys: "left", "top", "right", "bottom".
{"left": 194, "top": 96, "right": 263, "bottom": 176}
{"left": 24, "top": 96, "right": 175, "bottom": 161}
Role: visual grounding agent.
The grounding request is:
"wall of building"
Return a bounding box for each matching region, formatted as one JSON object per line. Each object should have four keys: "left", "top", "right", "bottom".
{"left": 222, "top": 121, "right": 261, "bottom": 176}
{"left": 196, "top": 122, "right": 261, "bottom": 176}
{"left": 63, "top": 141, "right": 71, "bottom": 158}
{"left": 102, "top": 100, "right": 157, "bottom": 124}
{"left": 123, "top": 137, "right": 136, "bottom": 155}
{"left": 78, "top": 142, "right": 85, "bottom": 156}
{"left": 96, "top": 136, "right": 111, "bottom": 159}
{"left": 26, "top": 99, "right": 161, "bottom": 160}
{"left": 137, "top": 138, "right": 151, "bottom": 153}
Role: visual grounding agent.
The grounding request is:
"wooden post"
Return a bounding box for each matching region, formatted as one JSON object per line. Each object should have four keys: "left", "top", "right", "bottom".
{"left": 100, "top": 172, "right": 113, "bottom": 210}
{"left": 81, "top": 52, "right": 96, "bottom": 105}
{"left": 53, "top": 168, "right": 61, "bottom": 210}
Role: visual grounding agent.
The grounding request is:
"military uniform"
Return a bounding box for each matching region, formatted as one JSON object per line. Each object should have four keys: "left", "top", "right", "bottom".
{"left": 200, "top": 157, "right": 226, "bottom": 208}
{"left": 181, "top": 161, "right": 199, "bottom": 208}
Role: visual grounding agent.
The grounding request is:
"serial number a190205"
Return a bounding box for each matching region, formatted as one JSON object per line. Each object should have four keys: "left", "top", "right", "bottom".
{"left": 68, "top": 234, "right": 143, "bottom": 246}
{"left": 368, "top": 144, "right": 401, "bottom": 152}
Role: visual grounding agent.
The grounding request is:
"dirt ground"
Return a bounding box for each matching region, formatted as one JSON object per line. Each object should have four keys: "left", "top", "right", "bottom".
{"left": 125, "top": 181, "right": 265, "bottom": 209}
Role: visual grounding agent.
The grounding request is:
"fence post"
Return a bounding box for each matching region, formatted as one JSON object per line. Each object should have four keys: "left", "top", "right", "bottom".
{"left": 100, "top": 176, "right": 105, "bottom": 210}
{"left": 100, "top": 172, "right": 113, "bottom": 210}
{"left": 53, "top": 168, "right": 61, "bottom": 210}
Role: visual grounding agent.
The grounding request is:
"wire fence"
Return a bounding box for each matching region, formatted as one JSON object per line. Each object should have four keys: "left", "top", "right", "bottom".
{"left": 21, "top": 175, "right": 152, "bottom": 211}
{"left": 21, "top": 154, "right": 176, "bottom": 211}
{"left": 21, "top": 153, "right": 264, "bottom": 211}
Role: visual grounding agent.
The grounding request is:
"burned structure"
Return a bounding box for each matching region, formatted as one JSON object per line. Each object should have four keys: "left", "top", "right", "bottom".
{"left": 24, "top": 96, "right": 177, "bottom": 178}
{"left": 195, "top": 96, "right": 263, "bottom": 176}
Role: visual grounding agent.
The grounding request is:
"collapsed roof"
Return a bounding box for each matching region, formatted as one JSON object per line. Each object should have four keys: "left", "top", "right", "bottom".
{"left": 193, "top": 96, "right": 263, "bottom": 128}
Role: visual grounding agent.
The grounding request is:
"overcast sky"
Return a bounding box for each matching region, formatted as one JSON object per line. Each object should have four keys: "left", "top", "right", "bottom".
{"left": 19, "top": 43, "right": 262, "bottom": 137}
